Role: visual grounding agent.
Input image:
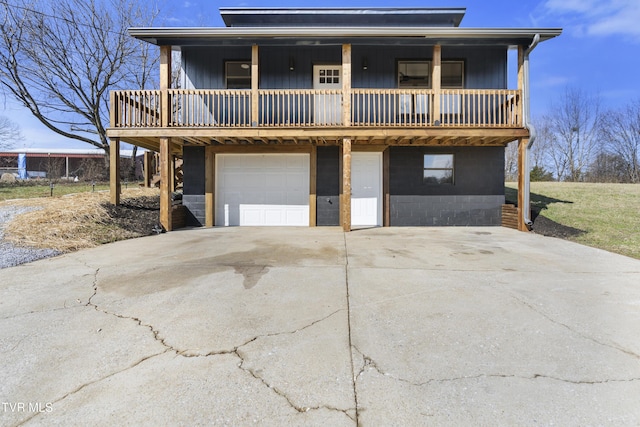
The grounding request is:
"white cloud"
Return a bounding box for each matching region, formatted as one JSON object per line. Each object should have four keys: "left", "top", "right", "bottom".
{"left": 544, "top": 0, "right": 640, "bottom": 39}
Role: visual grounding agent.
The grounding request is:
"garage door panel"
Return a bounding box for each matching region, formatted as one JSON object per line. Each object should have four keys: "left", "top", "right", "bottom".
{"left": 266, "top": 191, "right": 286, "bottom": 205}
{"left": 216, "top": 154, "right": 310, "bottom": 226}
{"left": 265, "top": 173, "right": 286, "bottom": 187}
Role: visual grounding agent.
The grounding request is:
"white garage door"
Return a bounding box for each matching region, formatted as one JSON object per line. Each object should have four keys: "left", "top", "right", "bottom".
{"left": 216, "top": 154, "right": 309, "bottom": 226}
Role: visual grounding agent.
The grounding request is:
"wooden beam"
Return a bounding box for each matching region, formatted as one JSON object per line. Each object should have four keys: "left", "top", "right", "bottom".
{"left": 143, "top": 150, "right": 152, "bottom": 187}
{"left": 342, "top": 137, "right": 352, "bottom": 232}
{"left": 160, "top": 45, "right": 172, "bottom": 128}
{"left": 109, "top": 138, "right": 121, "bottom": 205}
{"left": 251, "top": 45, "right": 259, "bottom": 126}
{"left": 108, "top": 126, "right": 529, "bottom": 140}
{"left": 170, "top": 152, "right": 176, "bottom": 193}
{"left": 339, "top": 144, "right": 343, "bottom": 226}
{"left": 352, "top": 144, "right": 388, "bottom": 152}
{"left": 205, "top": 146, "right": 215, "bottom": 227}
{"left": 517, "top": 45, "right": 525, "bottom": 93}
{"left": 432, "top": 45, "right": 442, "bottom": 124}
{"left": 209, "top": 145, "right": 313, "bottom": 154}
{"left": 309, "top": 145, "right": 317, "bottom": 227}
{"left": 159, "top": 137, "right": 173, "bottom": 231}
{"left": 383, "top": 147, "right": 390, "bottom": 227}
{"left": 517, "top": 137, "right": 530, "bottom": 232}
{"left": 342, "top": 44, "right": 352, "bottom": 127}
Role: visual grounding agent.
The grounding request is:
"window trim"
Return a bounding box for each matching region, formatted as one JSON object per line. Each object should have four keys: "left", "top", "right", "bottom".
{"left": 423, "top": 153, "right": 455, "bottom": 185}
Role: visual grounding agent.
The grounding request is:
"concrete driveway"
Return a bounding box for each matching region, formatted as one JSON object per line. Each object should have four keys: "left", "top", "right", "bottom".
{"left": 1, "top": 227, "right": 640, "bottom": 426}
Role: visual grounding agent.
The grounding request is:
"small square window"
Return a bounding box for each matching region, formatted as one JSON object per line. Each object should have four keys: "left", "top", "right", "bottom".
{"left": 225, "top": 61, "right": 251, "bottom": 89}
{"left": 424, "top": 154, "right": 454, "bottom": 184}
{"left": 442, "top": 61, "right": 464, "bottom": 89}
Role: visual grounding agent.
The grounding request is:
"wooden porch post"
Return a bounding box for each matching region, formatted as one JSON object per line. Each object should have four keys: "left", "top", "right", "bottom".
{"left": 309, "top": 145, "right": 317, "bottom": 226}
{"left": 205, "top": 147, "right": 215, "bottom": 227}
{"left": 383, "top": 147, "right": 390, "bottom": 227}
{"left": 143, "top": 151, "right": 152, "bottom": 188}
{"left": 432, "top": 45, "right": 442, "bottom": 124}
{"left": 341, "top": 44, "right": 352, "bottom": 232}
{"left": 109, "top": 138, "right": 121, "bottom": 205}
{"left": 160, "top": 45, "right": 171, "bottom": 127}
{"left": 342, "top": 44, "right": 351, "bottom": 126}
{"left": 159, "top": 137, "right": 173, "bottom": 231}
{"left": 518, "top": 45, "right": 525, "bottom": 126}
{"left": 517, "top": 45, "right": 530, "bottom": 231}
{"left": 517, "top": 137, "right": 529, "bottom": 232}
{"left": 158, "top": 45, "right": 172, "bottom": 230}
{"left": 251, "top": 45, "right": 259, "bottom": 126}
{"left": 342, "top": 138, "right": 352, "bottom": 232}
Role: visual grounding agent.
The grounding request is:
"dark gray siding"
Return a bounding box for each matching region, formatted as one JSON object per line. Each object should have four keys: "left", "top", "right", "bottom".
{"left": 316, "top": 146, "right": 340, "bottom": 226}
{"left": 182, "top": 146, "right": 206, "bottom": 226}
{"left": 389, "top": 146, "right": 505, "bottom": 226}
{"left": 182, "top": 45, "right": 508, "bottom": 90}
{"left": 182, "top": 46, "right": 253, "bottom": 89}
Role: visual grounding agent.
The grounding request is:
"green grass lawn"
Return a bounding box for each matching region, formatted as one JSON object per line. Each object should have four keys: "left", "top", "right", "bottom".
{"left": 506, "top": 182, "right": 640, "bottom": 260}
{"left": 0, "top": 182, "right": 111, "bottom": 201}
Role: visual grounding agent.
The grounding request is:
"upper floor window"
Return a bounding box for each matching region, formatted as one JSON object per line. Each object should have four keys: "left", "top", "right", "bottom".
{"left": 398, "top": 61, "right": 430, "bottom": 88}
{"left": 397, "top": 60, "right": 464, "bottom": 89}
{"left": 442, "top": 61, "right": 464, "bottom": 89}
{"left": 225, "top": 61, "right": 251, "bottom": 89}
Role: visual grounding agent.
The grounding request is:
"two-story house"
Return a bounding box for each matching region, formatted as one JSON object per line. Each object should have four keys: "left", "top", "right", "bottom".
{"left": 107, "top": 7, "right": 560, "bottom": 232}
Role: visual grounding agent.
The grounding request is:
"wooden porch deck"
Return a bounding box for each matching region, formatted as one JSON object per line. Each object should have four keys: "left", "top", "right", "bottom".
{"left": 107, "top": 88, "right": 525, "bottom": 151}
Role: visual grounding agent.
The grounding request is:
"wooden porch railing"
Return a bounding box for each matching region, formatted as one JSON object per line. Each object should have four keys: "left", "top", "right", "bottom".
{"left": 111, "top": 90, "right": 161, "bottom": 128}
{"left": 110, "top": 88, "right": 522, "bottom": 129}
{"left": 438, "top": 89, "right": 521, "bottom": 127}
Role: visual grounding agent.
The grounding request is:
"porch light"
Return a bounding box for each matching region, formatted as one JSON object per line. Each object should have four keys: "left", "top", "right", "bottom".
{"left": 362, "top": 57, "right": 368, "bottom": 70}
{"left": 289, "top": 56, "right": 295, "bottom": 71}
{"left": 240, "top": 63, "right": 250, "bottom": 69}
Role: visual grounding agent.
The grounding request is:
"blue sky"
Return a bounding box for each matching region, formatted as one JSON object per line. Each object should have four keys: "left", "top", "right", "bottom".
{"left": 3, "top": 0, "right": 640, "bottom": 150}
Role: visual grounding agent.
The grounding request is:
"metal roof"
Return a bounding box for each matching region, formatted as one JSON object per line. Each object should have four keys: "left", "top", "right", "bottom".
{"left": 129, "top": 26, "right": 562, "bottom": 47}
{"left": 220, "top": 7, "right": 466, "bottom": 28}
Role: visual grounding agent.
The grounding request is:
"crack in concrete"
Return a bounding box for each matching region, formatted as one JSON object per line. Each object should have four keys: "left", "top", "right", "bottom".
{"left": 508, "top": 293, "right": 640, "bottom": 361}
{"left": 353, "top": 345, "right": 386, "bottom": 381}
{"left": 15, "top": 349, "right": 170, "bottom": 427}
{"left": 0, "top": 304, "right": 80, "bottom": 321}
{"left": 85, "top": 266, "right": 352, "bottom": 420}
{"left": 343, "top": 233, "right": 360, "bottom": 426}
{"left": 21, "top": 261, "right": 353, "bottom": 425}
{"left": 353, "top": 348, "right": 640, "bottom": 389}
{"left": 234, "top": 349, "right": 356, "bottom": 421}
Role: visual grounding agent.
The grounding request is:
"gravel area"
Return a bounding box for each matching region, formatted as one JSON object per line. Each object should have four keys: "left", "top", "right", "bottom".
{"left": 0, "top": 205, "right": 61, "bottom": 269}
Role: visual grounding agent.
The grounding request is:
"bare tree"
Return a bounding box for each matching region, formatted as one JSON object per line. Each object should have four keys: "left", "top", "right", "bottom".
{"left": 0, "top": 114, "right": 21, "bottom": 148}
{"left": 600, "top": 100, "right": 640, "bottom": 183}
{"left": 544, "top": 87, "right": 602, "bottom": 182}
{"left": 504, "top": 118, "right": 553, "bottom": 182}
{"left": 0, "top": 0, "right": 157, "bottom": 156}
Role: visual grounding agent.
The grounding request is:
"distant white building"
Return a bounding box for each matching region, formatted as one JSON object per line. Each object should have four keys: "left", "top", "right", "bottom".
{"left": 0, "top": 147, "right": 139, "bottom": 179}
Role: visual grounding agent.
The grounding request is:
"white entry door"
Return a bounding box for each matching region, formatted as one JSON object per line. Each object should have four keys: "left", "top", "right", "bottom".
{"left": 216, "top": 154, "right": 309, "bottom": 226}
{"left": 313, "top": 65, "right": 342, "bottom": 125}
{"left": 351, "top": 152, "right": 382, "bottom": 227}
